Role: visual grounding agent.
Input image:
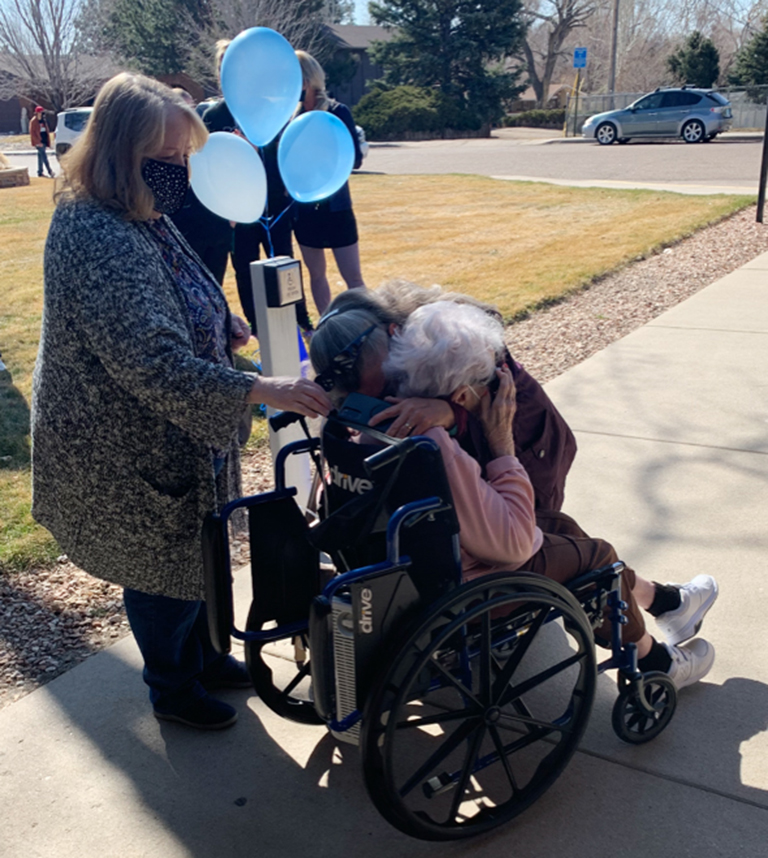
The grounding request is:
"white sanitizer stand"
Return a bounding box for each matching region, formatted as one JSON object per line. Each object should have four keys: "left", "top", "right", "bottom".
{"left": 250, "top": 257, "right": 313, "bottom": 509}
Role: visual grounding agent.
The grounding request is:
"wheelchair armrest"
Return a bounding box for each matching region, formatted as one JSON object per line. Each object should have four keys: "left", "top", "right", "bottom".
{"left": 566, "top": 562, "right": 624, "bottom": 596}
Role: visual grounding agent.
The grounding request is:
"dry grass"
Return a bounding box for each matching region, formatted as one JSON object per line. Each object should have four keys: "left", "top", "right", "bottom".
{"left": 0, "top": 134, "right": 30, "bottom": 149}
{"left": 344, "top": 174, "right": 753, "bottom": 321}
{"left": 0, "top": 175, "right": 753, "bottom": 571}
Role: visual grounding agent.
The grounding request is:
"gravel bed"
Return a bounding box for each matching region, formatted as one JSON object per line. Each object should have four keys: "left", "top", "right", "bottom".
{"left": 506, "top": 206, "right": 768, "bottom": 382}
{"left": 2, "top": 204, "right": 767, "bottom": 711}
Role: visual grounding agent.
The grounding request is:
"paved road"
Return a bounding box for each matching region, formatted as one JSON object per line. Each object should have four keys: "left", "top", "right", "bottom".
{"left": 4, "top": 151, "right": 62, "bottom": 178}
{"left": 5, "top": 132, "right": 763, "bottom": 194}
{"left": 362, "top": 131, "right": 763, "bottom": 195}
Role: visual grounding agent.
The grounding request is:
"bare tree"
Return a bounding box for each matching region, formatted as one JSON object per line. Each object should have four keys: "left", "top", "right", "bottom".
{"left": 522, "top": 0, "right": 602, "bottom": 107}
{"left": 184, "top": 0, "right": 341, "bottom": 91}
{"left": 557, "top": 0, "right": 768, "bottom": 96}
{"left": 0, "top": 0, "right": 105, "bottom": 109}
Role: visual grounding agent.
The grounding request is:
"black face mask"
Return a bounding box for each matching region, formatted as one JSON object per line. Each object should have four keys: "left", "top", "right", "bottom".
{"left": 141, "top": 158, "right": 188, "bottom": 215}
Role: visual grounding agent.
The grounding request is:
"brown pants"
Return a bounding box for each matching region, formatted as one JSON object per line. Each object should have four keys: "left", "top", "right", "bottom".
{"left": 526, "top": 511, "right": 646, "bottom": 644}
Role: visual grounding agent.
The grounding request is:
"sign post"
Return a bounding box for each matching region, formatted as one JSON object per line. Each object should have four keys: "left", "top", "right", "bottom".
{"left": 572, "top": 48, "right": 587, "bottom": 138}
{"left": 757, "top": 94, "right": 768, "bottom": 223}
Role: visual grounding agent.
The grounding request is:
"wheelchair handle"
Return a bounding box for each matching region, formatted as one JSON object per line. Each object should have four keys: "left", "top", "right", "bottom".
{"left": 269, "top": 410, "right": 304, "bottom": 432}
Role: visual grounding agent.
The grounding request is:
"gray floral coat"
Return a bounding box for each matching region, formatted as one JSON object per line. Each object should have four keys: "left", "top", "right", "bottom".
{"left": 31, "top": 198, "right": 253, "bottom": 600}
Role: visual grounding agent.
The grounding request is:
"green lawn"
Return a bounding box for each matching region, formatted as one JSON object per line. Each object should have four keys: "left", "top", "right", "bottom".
{"left": 0, "top": 176, "right": 754, "bottom": 572}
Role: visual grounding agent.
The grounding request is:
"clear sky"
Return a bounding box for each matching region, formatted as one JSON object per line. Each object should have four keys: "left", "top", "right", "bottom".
{"left": 353, "top": 0, "right": 371, "bottom": 25}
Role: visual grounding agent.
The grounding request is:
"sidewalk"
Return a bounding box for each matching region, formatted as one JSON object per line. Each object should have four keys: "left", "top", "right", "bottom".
{"left": 1, "top": 254, "right": 767, "bottom": 857}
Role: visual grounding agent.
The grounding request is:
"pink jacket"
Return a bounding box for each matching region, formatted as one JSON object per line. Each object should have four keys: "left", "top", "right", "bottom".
{"left": 425, "top": 427, "right": 543, "bottom": 582}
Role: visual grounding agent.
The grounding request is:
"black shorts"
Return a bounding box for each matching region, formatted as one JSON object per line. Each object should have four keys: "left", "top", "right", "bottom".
{"left": 294, "top": 208, "right": 358, "bottom": 249}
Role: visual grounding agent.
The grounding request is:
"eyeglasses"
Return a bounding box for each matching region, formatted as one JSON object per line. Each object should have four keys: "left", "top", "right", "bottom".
{"left": 315, "top": 324, "right": 377, "bottom": 391}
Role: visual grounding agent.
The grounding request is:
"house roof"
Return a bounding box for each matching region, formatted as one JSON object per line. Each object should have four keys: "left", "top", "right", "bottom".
{"left": 324, "top": 24, "right": 394, "bottom": 50}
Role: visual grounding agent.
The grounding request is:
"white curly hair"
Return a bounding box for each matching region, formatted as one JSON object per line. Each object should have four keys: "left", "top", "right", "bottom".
{"left": 384, "top": 301, "right": 505, "bottom": 399}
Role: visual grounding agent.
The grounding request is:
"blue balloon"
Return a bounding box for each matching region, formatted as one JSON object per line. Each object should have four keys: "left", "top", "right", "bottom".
{"left": 221, "top": 28, "right": 302, "bottom": 147}
{"left": 278, "top": 111, "right": 355, "bottom": 203}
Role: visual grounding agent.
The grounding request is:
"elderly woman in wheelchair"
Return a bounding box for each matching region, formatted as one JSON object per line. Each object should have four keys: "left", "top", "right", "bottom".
{"left": 205, "top": 298, "right": 718, "bottom": 841}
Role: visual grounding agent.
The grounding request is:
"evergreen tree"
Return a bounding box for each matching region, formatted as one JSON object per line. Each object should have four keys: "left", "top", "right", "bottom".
{"left": 730, "top": 17, "right": 768, "bottom": 86}
{"left": 667, "top": 31, "right": 720, "bottom": 88}
{"left": 369, "top": 0, "right": 526, "bottom": 126}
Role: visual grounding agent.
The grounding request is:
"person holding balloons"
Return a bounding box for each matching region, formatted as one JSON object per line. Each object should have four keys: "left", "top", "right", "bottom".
{"left": 290, "top": 51, "right": 366, "bottom": 316}
{"left": 203, "top": 39, "right": 313, "bottom": 335}
{"left": 193, "top": 30, "right": 362, "bottom": 324}
{"left": 32, "top": 73, "right": 333, "bottom": 730}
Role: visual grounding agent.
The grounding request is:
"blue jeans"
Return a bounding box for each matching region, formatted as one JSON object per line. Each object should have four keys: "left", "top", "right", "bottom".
{"left": 123, "top": 589, "right": 226, "bottom": 712}
{"left": 36, "top": 146, "right": 52, "bottom": 176}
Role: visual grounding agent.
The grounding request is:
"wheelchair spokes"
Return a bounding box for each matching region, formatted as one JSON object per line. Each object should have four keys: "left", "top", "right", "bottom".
{"left": 361, "top": 576, "right": 597, "bottom": 840}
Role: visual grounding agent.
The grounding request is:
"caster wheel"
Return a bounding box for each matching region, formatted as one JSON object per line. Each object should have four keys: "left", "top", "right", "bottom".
{"left": 245, "top": 604, "right": 322, "bottom": 725}
{"left": 612, "top": 671, "right": 676, "bottom": 744}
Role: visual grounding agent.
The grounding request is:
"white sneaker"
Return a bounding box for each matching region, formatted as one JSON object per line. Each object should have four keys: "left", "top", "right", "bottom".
{"left": 655, "top": 574, "right": 718, "bottom": 646}
{"left": 664, "top": 639, "right": 715, "bottom": 690}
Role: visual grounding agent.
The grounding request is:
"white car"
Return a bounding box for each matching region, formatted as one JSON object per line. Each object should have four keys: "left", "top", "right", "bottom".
{"left": 55, "top": 107, "right": 93, "bottom": 159}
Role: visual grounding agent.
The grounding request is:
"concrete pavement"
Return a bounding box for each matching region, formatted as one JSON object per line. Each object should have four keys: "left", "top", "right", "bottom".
{"left": 1, "top": 253, "right": 768, "bottom": 856}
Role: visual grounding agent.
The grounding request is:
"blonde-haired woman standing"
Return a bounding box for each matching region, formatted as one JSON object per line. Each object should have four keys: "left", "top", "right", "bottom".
{"left": 292, "top": 50, "right": 366, "bottom": 316}
{"left": 32, "top": 72, "right": 331, "bottom": 730}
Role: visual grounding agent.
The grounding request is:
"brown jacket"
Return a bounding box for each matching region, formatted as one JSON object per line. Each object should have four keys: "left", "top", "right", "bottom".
{"left": 29, "top": 115, "right": 45, "bottom": 147}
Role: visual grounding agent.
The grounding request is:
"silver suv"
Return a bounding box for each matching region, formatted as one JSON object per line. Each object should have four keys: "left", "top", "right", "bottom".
{"left": 582, "top": 88, "right": 732, "bottom": 145}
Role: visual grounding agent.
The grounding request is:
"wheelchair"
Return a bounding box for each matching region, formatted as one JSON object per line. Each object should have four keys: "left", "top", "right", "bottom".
{"left": 203, "top": 408, "right": 678, "bottom": 841}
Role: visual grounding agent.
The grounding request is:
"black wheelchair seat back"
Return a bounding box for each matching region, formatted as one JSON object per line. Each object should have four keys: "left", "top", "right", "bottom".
{"left": 247, "top": 490, "right": 320, "bottom": 627}
{"left": 310, "top": 416, "right": 462, "bottom": 604}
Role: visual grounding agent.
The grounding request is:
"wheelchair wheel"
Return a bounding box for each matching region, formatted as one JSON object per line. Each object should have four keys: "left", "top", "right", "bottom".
{"left": 244, "top": 603, "right": 323, "bottom": 726}
{"left": 361, "top": 572, "right": 597, "bottom": 840}
{"left": 612, "top": 671, "right": 676, "bottom": 744}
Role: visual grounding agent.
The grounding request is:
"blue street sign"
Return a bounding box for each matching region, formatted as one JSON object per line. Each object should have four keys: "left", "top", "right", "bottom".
{"left": 573, "top": 48, "right": 587, "bottom": 69}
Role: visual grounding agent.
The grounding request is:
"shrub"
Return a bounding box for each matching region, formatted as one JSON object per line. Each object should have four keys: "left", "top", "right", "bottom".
{"left": 502, "top": 109, "right": 565, "bottom": 128}
{"left": 353, "top": 85, "right": 484, "bottom": 140}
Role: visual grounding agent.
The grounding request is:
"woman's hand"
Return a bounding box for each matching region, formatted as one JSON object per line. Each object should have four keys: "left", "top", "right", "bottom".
{"left": 230, "top": 314, "right": 252, "bottom": 352}
{"left": 479, "top": 365, "right": 517, "bottom": 459}
{"left": 248, "top": 374, "right": 333, "bottom": 418}
{"left": 369, "top": 397, "right": 455, "bottom": 438}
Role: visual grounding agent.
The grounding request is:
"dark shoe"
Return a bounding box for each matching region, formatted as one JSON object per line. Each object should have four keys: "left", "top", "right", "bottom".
{"left": 200, "top": 656, "right": 253, "bottom": 690}
{"left": 154, "top": 694, "right": 238, "bottom": 730}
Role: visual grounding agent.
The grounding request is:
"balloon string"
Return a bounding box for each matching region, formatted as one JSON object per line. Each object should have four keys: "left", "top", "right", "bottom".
{"left": 259, "top": 201, "right": 294, "bottom": 259}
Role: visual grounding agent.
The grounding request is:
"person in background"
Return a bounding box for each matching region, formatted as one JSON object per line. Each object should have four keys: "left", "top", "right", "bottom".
{"left": 32, "top": 73, "right": 332, "bottom": 731}
{"left": 292, "top": 51, "right": 365, "bottom": 316}
{"left": 204, "top": 39, "right": 313, "bottom": 334}
{"left": 383, "top": 301, "right": 718, "bottom": 691}
{"left": 29, "top": 106, "right": 54, "bottom": 178}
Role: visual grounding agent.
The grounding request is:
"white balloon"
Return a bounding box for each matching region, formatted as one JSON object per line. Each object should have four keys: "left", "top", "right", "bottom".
{"left": 190, "top": 132, "right": 267, "bottom": 224}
